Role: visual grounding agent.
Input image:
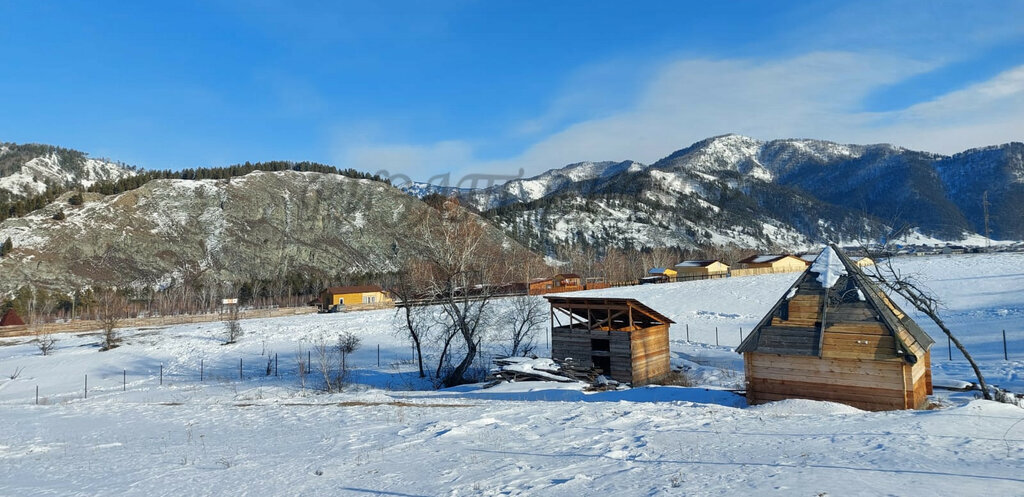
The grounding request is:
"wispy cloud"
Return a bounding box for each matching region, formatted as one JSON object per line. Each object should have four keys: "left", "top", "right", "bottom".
{"left": 336, "top": 51, "right": 1024, "bottom": 183}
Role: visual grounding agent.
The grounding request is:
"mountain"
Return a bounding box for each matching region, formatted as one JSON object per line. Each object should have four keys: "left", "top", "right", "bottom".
{"left": 455, "top": 135, "right": 1023, "bottom": 253}
{"left": 0, "top": 170, "right": 533, "bottom": 293}
{"left": 0, "top": 142, "right": 136, "bottom": 200}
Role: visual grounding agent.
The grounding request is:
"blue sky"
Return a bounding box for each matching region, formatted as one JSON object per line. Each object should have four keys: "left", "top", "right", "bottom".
{"left": 1, "top": 1, "right": 1022, "bottom": 184}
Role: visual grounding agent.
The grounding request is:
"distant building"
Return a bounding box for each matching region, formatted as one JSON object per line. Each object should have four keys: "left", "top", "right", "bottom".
{"left": 553, "top": 273, "right": 583, "bottom": 289}
{"left": 319, "top": 285, "right": 391, "bottom": 311}
{"left": 674, "top": 260, "right": 730, "bottom": 279}
{"left": 528, "top": 278, "right": 554, "bottom": 295}
{"left": 732, "top": 254, "right": 807, "bottom": 276}
{"left": 647, "top": 267, "right": 677, "bottom": 279}
{"left": 0, "top": 308, "right": 25, "bottom": 327}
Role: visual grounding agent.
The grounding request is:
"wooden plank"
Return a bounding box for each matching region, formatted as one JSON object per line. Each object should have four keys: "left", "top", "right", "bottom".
{"left": 747, "top": 353, "right": 904, "bottom": 373}
{"left": 748, "top": 377, "right": 910, "bottom": 410}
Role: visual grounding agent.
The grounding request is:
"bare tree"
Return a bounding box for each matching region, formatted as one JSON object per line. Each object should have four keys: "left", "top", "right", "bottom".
{"left": 96, "top": 289, "right": 126, "bottom": 351}
{"left": 222, "top": 305, "right": 243, "bottom": 344}
{"left": 869, "top": 257, "right": 992, "bottom": 400}
{"left": 389, "top": 259, "right": 433, "bottom": 378}
{"left": 408, "top": 199, "right": 506, "bottom": 387}
{"left": 338, "top": 331, "right": 361, "bottom": 376}
{"left": 501, "top": 294, "right": 546, "bottom": 357}
{"left": 313, "top": 334, "right": 337, "bottom": 392}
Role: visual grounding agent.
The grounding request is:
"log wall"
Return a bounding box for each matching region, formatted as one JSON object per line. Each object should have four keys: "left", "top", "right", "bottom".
{"left": 745, "top": 352, "right": 928, "bottom": 411}
{"left": 551, "top": 324, "right": 670, "bottom": 385}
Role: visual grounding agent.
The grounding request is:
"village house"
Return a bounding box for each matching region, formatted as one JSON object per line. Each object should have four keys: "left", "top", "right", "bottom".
{"left": 732, "top": 254, "right": 807, "bottom": 276}
{"left": 552, "top": 273, "right": 583, "bottom": 290}
{"left": 319, "top": 285, "right": 392, "bottom": 311}
{"left": 674, "top": 260, "right": 730, "bottom": 280}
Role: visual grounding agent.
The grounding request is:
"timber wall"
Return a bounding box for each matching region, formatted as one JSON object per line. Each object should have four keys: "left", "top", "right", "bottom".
{"left": 744, "top": 352, "right": 931, "bottom": 410}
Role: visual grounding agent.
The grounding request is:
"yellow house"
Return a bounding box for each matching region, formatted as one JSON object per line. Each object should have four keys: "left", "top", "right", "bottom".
{"left": 674, "top": 260, "right": 730, "bottom": 279}
{"left": 320, "top": 285, "right": 391, "bottom": 309}
{"left": 852, "top": 256, "right": 875, "bottom": 267}
{"left": 731, "top": 254, "right": 808, "bottom": 277}
{"left": 648, "top": 267, "right": 678, "bottom": 278}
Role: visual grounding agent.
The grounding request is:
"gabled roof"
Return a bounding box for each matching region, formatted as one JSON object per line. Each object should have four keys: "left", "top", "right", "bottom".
{"left": 675, "top": 259, "right": 726, "bottom": 268}
{"left": 737, "top": 254, "right": 799, "bottom": 264}
{"left": 322, "top": 285, "right": 385, "bottom": 294}
{"left": 0, "top": 308, "right": 25, "bottom": 327}
{"left": 737, "top": 244, "right": 933, "bottom": 363}
{"left": 648, "top": 267, "right": 675, "bottom": 274}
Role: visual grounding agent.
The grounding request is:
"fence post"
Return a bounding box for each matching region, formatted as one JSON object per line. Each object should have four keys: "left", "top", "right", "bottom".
{"left": 377, "top": 344, "right": 380, "bottom": 367}
{"left": 239, "top": 358, "right": 243, "bottom": 381}
{"left": 36, "top": 385, "right": 39, "bottom": 405}
{"left": 715, "top": 327, "right": 719, "bottom": 347}
{"left": 686, "top": 324, "right": 689, "bottom": 342}
{"left": 275, "top": 353, "right": 278, "bottom": 377}
{"left": 84, "top": 374, "right": 88, "bottom": 399}
{"left": 739, "top": 327, "right": 743, "bottom": 343}
{"left": 160, "top": 364, "right": 163, "bottom": 385}
{"left": 948, "top": 336, "right": 952, "bottom": 361}
{"left": 123, "top": 369, "right": 126, "bottom": 391}
{"left": 201, "top": 359, "right": 204, "bottom": 382}
{"left": 1004, "top": 330, "right": 1008, "bottom": 361}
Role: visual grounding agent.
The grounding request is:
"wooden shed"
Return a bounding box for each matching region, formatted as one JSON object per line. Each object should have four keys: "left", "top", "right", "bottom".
{"left": 674, "top": 260, "right": 730, "bottom": 279}
{"left": 0, "top": 308, "right": 25, "bottom": 327}
{"left": 552, "top": 273, "right": 583, "bottom": 291}
{"left": 546, "top": 296, "right": 673, "bottom": 385}
{"left": 528, "top": 278, "right": 554, "bottom": 295}
{"left": 737, "top": 244, "right": 934, "bottom": 411}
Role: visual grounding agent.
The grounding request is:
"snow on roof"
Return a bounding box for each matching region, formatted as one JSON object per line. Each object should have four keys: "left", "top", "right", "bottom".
{"left": 810, "top": 246, "right": 847, "bottom": 289}
{"left": 648, "top": 267, "right": 673, "bottom": 274}
{"left": 674, "top": 260, "right": 721, "bottom": 267}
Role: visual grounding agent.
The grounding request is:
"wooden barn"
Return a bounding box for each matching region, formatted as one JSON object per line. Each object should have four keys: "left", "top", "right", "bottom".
{"left": 546, "top": 296, "right": 672, "bottom": 385}
{"left": 0, "top": 308, "right": 25, "bottom": 327}
{"left": 737, "top": 245, "right": 934, "bottom": 411}
{"left": 674, "top": 260, "right": 730, "bottom": 279}
{"left": 735, "top": 254, "right": 807, "bottom": 273}
{"left": 319, "top": 285, "right": 391, "bottom": 310}
{"left": 552, "top": 273, "right": 583, "bottom": 291}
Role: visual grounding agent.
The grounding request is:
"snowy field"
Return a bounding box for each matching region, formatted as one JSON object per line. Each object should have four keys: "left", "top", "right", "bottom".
{"left": 1, "top": 253, "right": 1023, "bottom": 496}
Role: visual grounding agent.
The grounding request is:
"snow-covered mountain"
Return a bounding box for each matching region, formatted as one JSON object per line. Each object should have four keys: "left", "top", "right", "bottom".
{"left": 0, "top": 142, "right": 136, "bottom": 199}
{"left": 442, "top": 135, "right": 1023, "bottom": 252}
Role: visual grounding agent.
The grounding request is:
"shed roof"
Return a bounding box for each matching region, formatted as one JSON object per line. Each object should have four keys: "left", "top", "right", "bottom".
{"left": 544, "top": 296, "right": 675, "bottom": 326}
{"left": 322, "top": 285, "right": 385, "bottom": 295}
{"left": 736, "top": 244, "right": 933, "bottom": 363}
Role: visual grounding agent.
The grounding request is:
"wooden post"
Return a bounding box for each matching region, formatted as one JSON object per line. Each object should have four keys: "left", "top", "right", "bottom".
{"left": 160, "top": 364, "right": 163, "bottom": 385}
{"left": 35, "top": 385, "right": 39, "bottom": 405}
{"left": 715, "top": 327, "right": 719, "bottom": 346}
{"left": 948, "top": 336, "right": 952, "bottom": 361}
{"left": 739, "top": 327, "right": 743, "bottom": 343}
{"left": 1003, "top": 330, "right": 1008, "bottom": 361}
{"left": 275, "top": 353, "right": 278, "bottom": 376}
{"left": 239, "top": 358, "right": 243, "bottom": 380}
{"left": 123, "top": 369, "right": 126, "bottom": 391}
{"left": 686, "top": 324, "right": 689, "bottom": 342}
{"left": 201, "top": 359, "right": 204, "bottom": 382}
{"left": 377, "top": 344, "right": 380, "bottom": 367}
{"left": 84, "top": 374, "right": 88, "bottom": 399}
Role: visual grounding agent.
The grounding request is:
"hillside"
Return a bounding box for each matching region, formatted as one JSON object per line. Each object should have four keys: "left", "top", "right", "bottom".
{"left": 0, "top": 142, "right": 135, "bottom": 200}
{"left": 0, "top": 169, "right": 530, "bottom": 293}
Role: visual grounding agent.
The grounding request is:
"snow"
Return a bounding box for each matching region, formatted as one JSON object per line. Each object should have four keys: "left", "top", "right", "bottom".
{"left": 810, "top": 246, "right": 846, "bottom": 288}
{"left": 1, "top": 253, "right": 1023, "bottom": 495}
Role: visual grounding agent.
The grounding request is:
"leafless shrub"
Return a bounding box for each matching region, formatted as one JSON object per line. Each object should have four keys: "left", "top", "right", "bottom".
{"left": 8, "top": 366, "right": 25, "bottom": 380}
{"left": 659, "top": 369, "right": 695, "bottom": 387}
{"left": 223, "top": 306, "right": 243, "bottom": 344}
{"left": 35, "top": 333, "right": 58, "bottom": 356}
{"left": 295, "top": 347, "right": 308, "bottom": 390}
{"left": 96, "top": 289, "right": 126, "bottom": 351}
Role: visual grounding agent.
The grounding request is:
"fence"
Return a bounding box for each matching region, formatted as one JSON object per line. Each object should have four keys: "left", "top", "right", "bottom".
{"left": 0, "top": 306, "right": 318, "bottom": 339}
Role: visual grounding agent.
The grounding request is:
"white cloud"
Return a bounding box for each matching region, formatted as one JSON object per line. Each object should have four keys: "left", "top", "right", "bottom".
{"left": 337, "top": 52, "right": 1024, "bottom": 182}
